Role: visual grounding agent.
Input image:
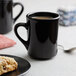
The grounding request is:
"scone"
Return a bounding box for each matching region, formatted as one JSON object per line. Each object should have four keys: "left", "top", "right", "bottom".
{"left": 0, "top": 56, "right": 18, "bottom": 75}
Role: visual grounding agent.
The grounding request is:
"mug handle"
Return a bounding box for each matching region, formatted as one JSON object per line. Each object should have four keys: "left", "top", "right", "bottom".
{"left": 14, "top": 23, "right": 29, "bottom": 50}
{"left": 13, "top": 3, "right": 24, "bottom": 23}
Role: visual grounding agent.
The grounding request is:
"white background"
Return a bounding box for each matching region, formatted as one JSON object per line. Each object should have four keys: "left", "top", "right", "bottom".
{"left": 0, "top": 0, "right": 76, "bottom": 76}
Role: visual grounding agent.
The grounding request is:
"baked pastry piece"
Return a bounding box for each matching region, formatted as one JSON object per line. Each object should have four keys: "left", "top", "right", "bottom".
{"left": 0, "top": 56, "right": 18, "bottom": 75}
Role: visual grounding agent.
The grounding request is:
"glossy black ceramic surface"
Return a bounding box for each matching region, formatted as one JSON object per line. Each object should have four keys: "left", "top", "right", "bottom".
{"left": 0, "top": 0, "right": 24, "bottom": 34}
{"left": 0, "top": 54, "right": 31, "bottom": 76}
{"left": 14, "top": 12, "right": 59, "bottom": 60}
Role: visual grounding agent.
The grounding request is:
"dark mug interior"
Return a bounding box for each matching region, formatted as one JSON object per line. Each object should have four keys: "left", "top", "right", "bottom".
{"left": 27, "top": 12, "right": 59, "bottom": 20}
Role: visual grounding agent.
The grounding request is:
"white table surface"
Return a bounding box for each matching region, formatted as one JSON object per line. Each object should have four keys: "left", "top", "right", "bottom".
{"left": 0, "top": 0, "right": 76, "bottom": 76}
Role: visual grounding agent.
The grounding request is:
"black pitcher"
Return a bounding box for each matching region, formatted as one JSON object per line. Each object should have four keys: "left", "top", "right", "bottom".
{"left": 0, "top": 0, "right": 24, "bottom": 34}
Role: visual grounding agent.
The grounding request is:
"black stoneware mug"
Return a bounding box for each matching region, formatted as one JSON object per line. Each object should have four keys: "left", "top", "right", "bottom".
{"left": 14, "top": 12, "right": 60, "bottom": 60}
{"left": 0, "top": 0, "right": 24, "bottom": 34}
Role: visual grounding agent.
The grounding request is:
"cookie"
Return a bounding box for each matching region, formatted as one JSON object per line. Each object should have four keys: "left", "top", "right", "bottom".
{"left": 0, "top": 56, "right": 18, "bottom": 75}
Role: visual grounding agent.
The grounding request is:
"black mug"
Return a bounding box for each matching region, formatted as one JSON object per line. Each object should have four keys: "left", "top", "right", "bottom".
{"left": 0, "top": 0, "right": 24, "bottom": 34}
{"left": 14, "top": 12, "right": 59, "bottom": 60}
